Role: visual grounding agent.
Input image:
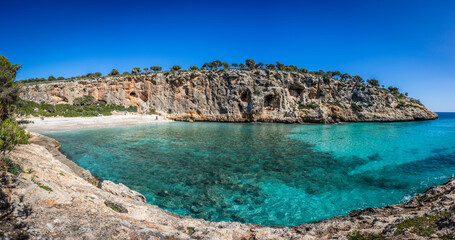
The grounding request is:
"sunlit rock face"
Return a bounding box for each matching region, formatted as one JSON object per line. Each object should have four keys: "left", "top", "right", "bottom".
{"left": 20, "top": 69, "right": 438, "bottom": 123}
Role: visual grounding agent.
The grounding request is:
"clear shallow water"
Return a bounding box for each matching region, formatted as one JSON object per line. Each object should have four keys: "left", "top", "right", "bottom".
{"left": 45, "top": 113, "right": 455, "bottom": 226}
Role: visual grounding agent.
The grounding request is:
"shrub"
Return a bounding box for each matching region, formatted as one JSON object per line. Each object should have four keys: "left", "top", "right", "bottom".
{"left": 189, "top": 66, "right": 199, "bottom": 71}
{"left": 393, "top": 213, "right": 450, "bottom": 236}
{"left": 0, "top": 155, "right": 23, "bottom": 176}
{"left": 104, "top": 200, "right": 128, "bottom": 213}
{"left": 299, "top": 102, "right": 318, "bottom": 109}
{"left": 396, "top": 101, "right": 407, "bottom": 109}
{"left": 108, "top": 69, "right": 120, "bottom": 76}
{"left": 274, "top": 73, "right": 282, "bottom": 80}
{"left": 16, "top": 99, "right": 137, "bottom": 117}
{"left": 388, "top": 86, "right": 399, "bottom": 94}
{"left": 131, "top": 67, "right": 141, "bottom": 75}
{"left": 171, "top": 65, "right": 181, "bottom": 71}
{"left": 351, "top": 103, "right": 362, "bottom": 111}
{"left": 151, "top": 66, "right": 162, "bottom": 72}
{"left": 347, "top": 231, "right": 386, "bottom": 240}
{"left": 327, "top": 102, "right": 343, "bottom": 108}
{"left": 73, "top": 95, "right": 96, "bottom": 106}
{"left": 0, "top": 119, "right": 30, "bottom": 156}
{"left": 367, "top": 78, "right": 379, "bottom": 87}
{"left": 0, "top": 56, "right": 21, "bottom": 121}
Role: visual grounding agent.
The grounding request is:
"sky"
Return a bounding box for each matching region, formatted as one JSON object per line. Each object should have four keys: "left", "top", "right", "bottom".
{"left": 1, "top": 0, "right": 454, "bottom": 111}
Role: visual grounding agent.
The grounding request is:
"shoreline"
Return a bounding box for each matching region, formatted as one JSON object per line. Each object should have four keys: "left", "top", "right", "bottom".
{"left": 19, "top": 114, "right": 173, "bottom": 133}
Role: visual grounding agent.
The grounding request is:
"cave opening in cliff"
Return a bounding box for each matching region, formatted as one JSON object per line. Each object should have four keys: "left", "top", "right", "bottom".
{"left": 240, "top": 90, "right": 251, "bottom": 102}
{"left": 264, "top": 94, "right": 279, "bottom": 108}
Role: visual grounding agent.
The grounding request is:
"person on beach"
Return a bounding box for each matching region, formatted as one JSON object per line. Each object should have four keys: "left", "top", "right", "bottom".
{"left": 156, "top": 116, "right": 158, "bottom": 120}
{"left": 124, "top": 110, "right": 128, "bottom": 115}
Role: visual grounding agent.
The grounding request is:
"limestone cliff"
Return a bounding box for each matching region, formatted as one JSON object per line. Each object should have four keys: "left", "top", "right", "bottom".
{"left": 20, "top": 69, "right": 437, "bottom": 123}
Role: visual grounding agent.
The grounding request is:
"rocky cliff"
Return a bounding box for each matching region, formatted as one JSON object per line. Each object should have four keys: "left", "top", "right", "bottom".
{"left": 2, "top": 134, "right": 455, "bottom": 239}
{"left": 20, "top": 69, "right": 437, "bottom": 123}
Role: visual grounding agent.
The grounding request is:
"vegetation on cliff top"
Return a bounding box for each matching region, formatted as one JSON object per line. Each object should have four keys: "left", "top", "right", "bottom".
{"left": 18, "top": 59, "right": 399, "bottom": 93}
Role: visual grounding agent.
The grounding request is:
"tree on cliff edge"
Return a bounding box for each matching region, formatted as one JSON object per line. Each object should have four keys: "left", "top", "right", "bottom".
{"left": 0, "top": 56, "right": 30, "bottom": 173}
{"left": 171, "top": 65, "right": 181, "bottom": 71}
{"left": 0, "top": 56, "right": 21, "bottom": 121}
{"left": 245, "top": 59, "right": 256, "bottom": 69}
{"left": 151, "top": 66, "right": 162, "bottom": 72}
{"left": 108, "top": 69, "right": 120, "bottom": 76}
{"left": 132, "top": 67, "right": 141, "bottom": 75}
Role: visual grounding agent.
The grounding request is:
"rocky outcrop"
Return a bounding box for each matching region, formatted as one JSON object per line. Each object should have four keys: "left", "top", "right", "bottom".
{"left": 1, "top": 133, "right": 454, "bottom": 239}
{"left": 20, "top": 69, "right": 438, "bottom": 123}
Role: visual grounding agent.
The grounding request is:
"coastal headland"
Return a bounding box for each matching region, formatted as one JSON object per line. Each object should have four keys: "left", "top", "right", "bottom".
{"left": 19, "top": 69, "right": 438, "bottom": 124}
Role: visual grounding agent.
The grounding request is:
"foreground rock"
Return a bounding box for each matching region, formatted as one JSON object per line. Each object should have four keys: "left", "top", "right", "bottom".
{"left": 20, "top": 69, "right": 437, "bottom": 123}
{"left": 1, "top": 134, "right": 454, "bottom": 239}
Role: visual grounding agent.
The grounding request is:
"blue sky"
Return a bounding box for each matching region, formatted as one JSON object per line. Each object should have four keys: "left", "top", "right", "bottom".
{"left": 1, "top": 0, "right": 454, "bottom": 111}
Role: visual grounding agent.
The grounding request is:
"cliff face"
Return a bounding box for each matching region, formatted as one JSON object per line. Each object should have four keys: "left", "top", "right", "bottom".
{"left": 20, "top": 69, "right": 437, "bottom": 123}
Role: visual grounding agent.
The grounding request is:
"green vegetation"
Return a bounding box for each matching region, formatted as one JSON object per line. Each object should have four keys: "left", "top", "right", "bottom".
{"left": 0, "top": 118, "right": 31, "bottom": 154}
{"left": 0, "top": 155, "right": 23, "bottom": 176}
{"left": 351, "top": 103, "right": 362, "bottom": 111}
{"left": 367, "top": 78, "right": 379, "bottom": 87}
{"left": 388, "top": 86, "right": 400, "bottom": 94}
{"left": 0, "top": 56, "right": 31, "bottom": 176}
{"left": 171, "top": 65, "right": 181, "bottom": 71}
{"left": 347, "top": 231, "right": 386, "bottom": 240}
{"left": 15, "top": 98, "right": 137, "bottom": 117}
{"left": 396, "top": 101, "right": 412, "bottom": 109}
{"left": 1, "top": 56, "right": 21, "bottom": 120}
{"left": 186, "top": 227, "right": 196, "bottom": 235}
{"left": 37, "top": 183, "right": 53, "bottom": 192}
{"left": 298, "top": 102, "right": 318, "bottom": 110}
{"left": 132, "top": 67, "right": 141, "bottom": 75}
{"left": 104, "top": 200, "right": 128, "bottom": 213}
{"left": 151, "top": 66, "right": 162, "bottom": 72}
{"left": 148, "top": 108, "right": 156, "bottom": 114}
{"left": 393, "top": 211, "right": 452, "bottom": 236}
{"left": 326, "top": 102, "right": 343, "bottom": 108}
{"left": 441, "top": 233, "right": 455, "bottom": 240}
{"left": 73, "top": 95, "right": 96, "bottom": 106}
{"left": 108, "top": 69, "right": 120, "bottom": 76}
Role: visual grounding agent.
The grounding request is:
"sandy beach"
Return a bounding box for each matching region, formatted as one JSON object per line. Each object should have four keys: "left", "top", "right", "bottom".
{"left": 20, "top": 114, "right": 173, "bottom": 133}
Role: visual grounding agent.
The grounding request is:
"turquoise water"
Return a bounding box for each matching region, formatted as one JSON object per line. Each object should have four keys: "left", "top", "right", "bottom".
{"left": 45, "top": 113, "right": 455, "bottom": 226}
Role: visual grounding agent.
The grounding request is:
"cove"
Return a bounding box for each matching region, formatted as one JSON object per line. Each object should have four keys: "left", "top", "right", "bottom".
{"left": 44, "top": 113, "right": 455, "bottom": 226}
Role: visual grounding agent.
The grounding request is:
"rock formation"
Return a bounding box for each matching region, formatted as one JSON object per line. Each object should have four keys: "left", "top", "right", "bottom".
{"left": 20, "top": 69, "right": 438, "bottom": 123}
{"left": 1, "top": 133, "right": 454, "bottom": 239}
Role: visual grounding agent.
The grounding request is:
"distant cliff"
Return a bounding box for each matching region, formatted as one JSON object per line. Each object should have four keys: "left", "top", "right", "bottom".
{"left": 19, "top": 69, "right": 438, "bottom": 123}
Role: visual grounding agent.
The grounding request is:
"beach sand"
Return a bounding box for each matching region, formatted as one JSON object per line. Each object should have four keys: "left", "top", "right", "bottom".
{"left": 20, "top": 114, "right": 172, "bottom": 133}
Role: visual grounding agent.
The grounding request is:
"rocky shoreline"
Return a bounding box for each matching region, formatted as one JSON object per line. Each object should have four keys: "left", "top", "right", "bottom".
{"left": 20, "top": 69, "right": 438, "bottom": 124}
{"left": 1, "top": 133, "right": 454, "bottom": 239}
